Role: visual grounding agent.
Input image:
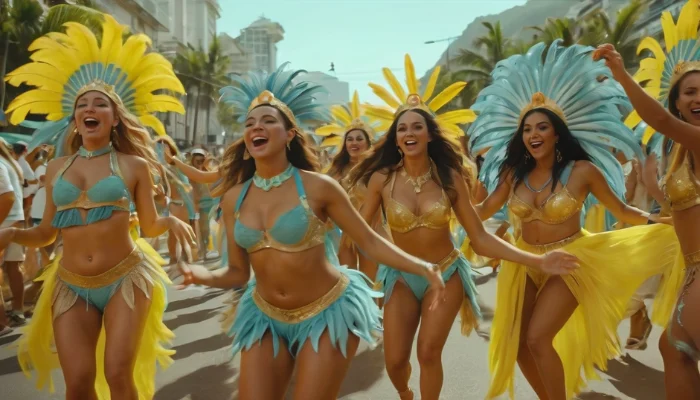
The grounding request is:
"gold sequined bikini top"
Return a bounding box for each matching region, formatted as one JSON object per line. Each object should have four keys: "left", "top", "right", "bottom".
{"left": 508, "top": 162, "right": 583, "bottom": 225}
{"left": 662, "top": 155, "right": 700, "bottom": 212}
{"left": 384, "top": 172, "right": 451, "bottom": 233}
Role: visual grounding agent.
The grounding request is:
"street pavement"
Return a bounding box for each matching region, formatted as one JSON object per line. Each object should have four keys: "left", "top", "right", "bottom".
{"left": 0, "top": 263, "right": 666, "bottom": 400}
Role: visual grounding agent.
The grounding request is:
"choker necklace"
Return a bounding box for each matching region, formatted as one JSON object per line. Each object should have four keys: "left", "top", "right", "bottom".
{"left": 401, "top": 166, "right": 432, "bottom": 193}
{"left": 253, "top": 164, "right": 295, "bottom": 191}
{"left": 78, "top": 143, "right": 112, "bottom": 159}
{"left": 524, "top": 173, "right": 552, "bottom": 193}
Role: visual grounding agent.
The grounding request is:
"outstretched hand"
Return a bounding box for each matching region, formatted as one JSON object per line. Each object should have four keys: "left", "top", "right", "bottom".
{"left": 424, "top": 264, "right": 446, "bottom": 311}
{"left": 592, "top": 44, "right": 626, "bottom": 81}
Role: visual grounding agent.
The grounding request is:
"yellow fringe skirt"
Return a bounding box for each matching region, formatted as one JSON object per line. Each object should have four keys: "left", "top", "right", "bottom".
{"left": 487, "top": 224, "right": 684, "bottom": 399}
{"left": 16, "top": 238, "right": 174, "bottom": 400}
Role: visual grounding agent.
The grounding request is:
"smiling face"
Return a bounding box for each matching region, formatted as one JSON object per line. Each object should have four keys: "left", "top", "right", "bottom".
{"left": 674, "top": 72, "right": 700, "bottom": 126}
{"left": 345, "top": 129, "right": 370, "bottom": 158}
{"left": 522, "top": 111, "right": 557, "bottom": 161}
{"left": 396, "top": 110, "right": 431, "bottom": 157}
{"left": 74, "top": 91, "right": 118, "bottom": 143}
{"left": 192, "top": 154, "right": 205, "bottom": 170}
{"left": 244, "top": 105, "right": 294, "bottom": 160}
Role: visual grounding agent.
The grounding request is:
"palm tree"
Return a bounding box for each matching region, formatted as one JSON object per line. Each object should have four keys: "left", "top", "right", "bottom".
{"left": 584, "top": 0, "right": 648, "bottom": 69}
{"left": 173, "top": 46, "right": 204, "bottom": 144}
{"left": 199, "top": 36, "right": 231, "bottom": 145}
{"left": 0, "top": 0, "right": 103, "bottom": 111}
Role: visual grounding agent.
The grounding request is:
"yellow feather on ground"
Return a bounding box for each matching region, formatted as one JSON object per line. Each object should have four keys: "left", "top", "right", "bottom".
{"left": 429, "top": 81, "right": 467, "bottom": 112}
{"left": 405, "top": 55, "right": 418, "bottom": 95}
{"left": 382, "top": 68, "right": 407, "bottom": 103}
{"left": 422, "top": 66, "right": 441, "bottom": 101}
{"left": 369, "top": 83, "right": 401, "bottom": 109}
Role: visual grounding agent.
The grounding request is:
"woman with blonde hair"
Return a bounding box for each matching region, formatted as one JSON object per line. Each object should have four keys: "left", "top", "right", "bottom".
{"left": 0, "top": 15, "right": 195, "bottom": 399}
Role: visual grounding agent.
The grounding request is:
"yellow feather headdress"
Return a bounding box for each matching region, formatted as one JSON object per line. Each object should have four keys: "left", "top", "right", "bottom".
{"left": 314, "top": 90, "right": 390, "bottom": 151}
{"left": 624, "top": 0, "right": 700, "bottom": 144}
{"left": 365, "top": 54, "right": 476, "bottom": 138}
{"left": 4, "top": 14, "right": 185, "bottom": 152}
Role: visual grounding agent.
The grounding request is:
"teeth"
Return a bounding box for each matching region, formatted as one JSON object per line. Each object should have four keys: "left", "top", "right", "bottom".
{"left": 406, "top": 141, "right": 417, "bottom": 145}
{"left": 252, "top": 137, "right": 266, "bottom": 143}
{"left": 85, "top": 118, "right": 97, "bottom": 123}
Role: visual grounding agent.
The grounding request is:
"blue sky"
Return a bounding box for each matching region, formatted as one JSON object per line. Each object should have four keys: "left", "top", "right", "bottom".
{"left": 218, "top": 0, "right": 526, "bottom": 103}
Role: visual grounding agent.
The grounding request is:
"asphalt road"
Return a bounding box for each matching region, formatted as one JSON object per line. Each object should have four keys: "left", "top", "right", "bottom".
{"left": 0, "top": 265, "right": 666, "bottom": 400}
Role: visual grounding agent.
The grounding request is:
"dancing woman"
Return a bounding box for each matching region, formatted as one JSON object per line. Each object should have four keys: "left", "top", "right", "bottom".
{"left": 0, "top": 15, "right": 195, "bottom": 399}
{"left": 350, "top": 54, "right": 579, "bottom": 400}
{"left": 595, "top": 1, "right": 700, "bottom": 396}
{"left": 469, "top": 40, "right": 681, "bottom": 400}
{"left": 316, "top": 90, "right": 386, "bottom": 276}
{"left": 177, "top": 63, "right": 452, "bottom": 400}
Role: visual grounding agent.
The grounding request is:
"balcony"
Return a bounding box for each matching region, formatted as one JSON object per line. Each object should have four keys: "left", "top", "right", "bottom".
{"left": 121, "top": 0, "right": 171, "bottom": 32}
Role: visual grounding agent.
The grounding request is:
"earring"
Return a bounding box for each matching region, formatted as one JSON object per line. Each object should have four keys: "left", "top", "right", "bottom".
{"left": 556, "top": 149, "right": 563, "bottom": 162}
{"left": 398, "top": 148, "right": 404, "bottom": 158}
{"left": 111, "top": 127, "right": 118, "bottom": 139}
{"left": 243, "top": 148, "right": 250, "bottom": 160}
{"left": 525, "top": 152, "right": 531, "bottom": 160}
{"left": 286, "top": 141, "right": 291, "bottom": 151}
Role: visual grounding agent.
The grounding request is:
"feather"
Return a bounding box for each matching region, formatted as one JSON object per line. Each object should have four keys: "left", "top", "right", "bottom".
{"left": 315, "top": 124, "right": 344, "bottom": 137}
{"left": 350, "top": 90, "right": 360, "bottom": 119}
{"left": 139, "top": 114, "right": 167, "bottom": 136}
{"left": 321, "top": 135, "right": 343, "bottom": 149}
{"left": 438, "top": 109, "right": 476, "bottom": 125}
{"left": 422, "top": 66, "right": 441, "bottom": 101}
{"left": 404, "top": 54, "right": 418, "bottom": 95}
{"left": 428, "top": 82, "right": 467, "bottom": 112}
{"left": 382, "top": 68, "right": 407, "bottom": 103}
{"left": 330, "top": 106, "right": 352, "bottom": 127}
{"left": 368, "top": 83, "right": 400, "bottom": 109}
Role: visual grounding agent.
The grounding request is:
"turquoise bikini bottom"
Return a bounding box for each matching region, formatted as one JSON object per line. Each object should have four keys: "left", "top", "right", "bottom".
{"left": 222, "top": 266, "right": 382, "bottom": 358}
{"left": 667, "top": 257, "right": 699, "bottom": 361}
{"left": 64, "top": 279, "right": 125, "bottom": 312}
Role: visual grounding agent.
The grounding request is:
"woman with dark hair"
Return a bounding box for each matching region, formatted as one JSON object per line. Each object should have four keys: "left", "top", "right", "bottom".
{"left": 175, "top": 63, "right": 452, "bottom": 399}
{"left": 317, "top": 90, "right": 386, "bottom": 276}
{"left": 351, "top": 55, "right": 579, "bottom": 400}
{"left": 595, "top": 2, "right": 700, "bottom": 396}
{"left": 470, "top": 40, "right": 682, "bottom": 400}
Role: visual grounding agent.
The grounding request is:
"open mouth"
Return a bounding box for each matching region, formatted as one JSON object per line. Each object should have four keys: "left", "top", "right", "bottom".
{"left": 251, "top": 136, "right": 268, "bottom": 148}
{"left": 349, "top": 146, "right": 360, "bottom": 151}
{"left": 84, "top": 117, "right": 99, "bottom": 129}
{"left": 691, "top": 108, "right": 700, "bottom": 116}
{"left": 404, "top": 140, "right": 418, "bottom": 149}
{"left": 529, "top": 141, "right": 544, "bottom": 149}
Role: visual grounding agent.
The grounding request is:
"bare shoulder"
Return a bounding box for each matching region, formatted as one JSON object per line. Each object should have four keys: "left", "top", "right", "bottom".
{"left": 300, "top": 169, "right": 343, "bottom": 193}
{"left": 221, "top": 182, "right": 245, "bottom": 210}
{"left": 367, "top": 169, "right": 390, "bottom": 190}
{"left": 573, "top": 160, "right": 598, "bottom": 174}
{"left": 46, "top": 156, "right": 70, "bottom": 172}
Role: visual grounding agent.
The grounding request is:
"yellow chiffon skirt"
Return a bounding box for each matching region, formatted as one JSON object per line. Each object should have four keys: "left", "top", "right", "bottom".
{"left": 487, "top": 224, "right": 684, "bottom": 399}
{"left": 16, "top": 237, "right": 174, "bottom": 400}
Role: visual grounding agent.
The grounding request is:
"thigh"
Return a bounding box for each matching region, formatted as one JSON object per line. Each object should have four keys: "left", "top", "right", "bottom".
{"left": 676, "top": 275, "right": 700, "bottom": 352}
{"left": 103, "top": 282, "right": 152, "bottom": 371}
{"left": 291, "top": 329, "right": 360, "bottom": 400}
{"left": 527, "top": 277, "right": 578, "bottom": 340}
{"left": 519, "top": 276, "right": 539, "bottom": 343}
{"left": 239, "top": 332, "right": 294, "bottom": 400}
{"left": 416, "top": 273, "right": 464, "bottom": 350}
{"left": 53, "top": 296, "right": 103, "bottom": 380}
{"left": 384, "top": 280, "right": 421, "bottom": 362}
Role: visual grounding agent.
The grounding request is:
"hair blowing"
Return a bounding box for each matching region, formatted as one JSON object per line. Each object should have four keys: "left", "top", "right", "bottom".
{"left": 327, "top": 129, "right": 372, "bottom": 179}
{"left": 214, "top": 106, "right": 320, "bottom": 197}
{"left": 349, "top": 108, "right": 475, "bottom": 204}
{"left": 499, "top": 108, "right": 591, "bottom": 192}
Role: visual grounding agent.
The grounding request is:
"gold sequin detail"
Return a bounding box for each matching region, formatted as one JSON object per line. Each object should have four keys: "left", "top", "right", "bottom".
{"left": 57, "top": 247, "right": 142, "bottom": 288}
{"left": 384, "top": 172, "right": 451, "bottom": 233}
{"left": 663, "top": 157, "right": 700, "bottom": 212}
{"left": 509, "top": 186, "right": 582, "bottom": 225}
{"left": 436, "top": 248, "right": 461, "bottom": 271}
{"left": 517, "top": 231, "right": 584, "bottom": 255}
{"left": 252, "top": 274, "right": 350, "bottom": 323}
{"left": 56, "top": 192, "right": 130, "bottom": 212}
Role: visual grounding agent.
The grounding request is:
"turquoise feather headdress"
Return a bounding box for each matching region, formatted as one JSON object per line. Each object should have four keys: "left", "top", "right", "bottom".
{"left": 218, "top": 62, "right": 328, "bottom": 129}
{"left": 469, "top": 40, "right": 643, "bottom": 206}
{"left": 4, "top": 14, "right": 185, "bottom": 155}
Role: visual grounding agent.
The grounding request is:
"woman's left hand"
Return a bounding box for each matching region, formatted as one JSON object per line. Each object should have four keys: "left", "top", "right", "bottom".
{"left": 168, "top": 216, "right": 196, "bottom": 262}
{"left": 649, "top": 213, "right": 674, "bottom": 225}
{"left": 592, "top": 44, "right": 626, "bottom": 81}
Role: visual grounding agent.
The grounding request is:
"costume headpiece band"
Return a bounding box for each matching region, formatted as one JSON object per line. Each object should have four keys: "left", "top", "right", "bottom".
{"left": 518, "top": 92, "right": 567, "bottom": 124}
{"left": 670, "top": 60, "right": 700, "bottom": 89}
{"left": 247, "top": 90, "right": 298, "bottom": 128}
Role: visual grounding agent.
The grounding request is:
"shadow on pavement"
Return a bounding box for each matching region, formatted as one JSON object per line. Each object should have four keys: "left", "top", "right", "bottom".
{"left": 0, "top": 354, "right": 20, "bottom": 376}
{"left": 155, "top": 363, "right": 238, "bottom": 400}
{"left": 165, "top": 306, "right": 225, "bottom": 331}
{"left": 602, "top": 353, "right": 664, "bottom": 400}
{"left": 337, "top": 345, "right": 386, "bottom": 398}
{"left": 167, "top": 289, "right": 227, "bottom": 313}
{"left": 474, "top": 269, "right": 497, "bottom": 286}
{"left": 172, "top": 333, "right": 231, "bottom": 361}
{"left": 0, "top": 332, "right": 20, "bottom": 347}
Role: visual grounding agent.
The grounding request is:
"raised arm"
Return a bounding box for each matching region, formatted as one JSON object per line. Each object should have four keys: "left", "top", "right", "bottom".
{"left": 182, "top": 186, "right": 251, "bottom": 289}
{"left": 451, "top": 170, "right": 578, "bottom": 273}
{"left": 474, "top": 172, "right": 512, "bottom": 221}
{"left": 582, "top": 161, "right": 649, "bottom": 225}
{"left": 1, "top": 158, "right": 62, "bottom": 248}
{"left": 171, "top": 157, "right": 221, "bottom": 184}
{"left": 595, "top": 45, "right": 700, "bottom": 153}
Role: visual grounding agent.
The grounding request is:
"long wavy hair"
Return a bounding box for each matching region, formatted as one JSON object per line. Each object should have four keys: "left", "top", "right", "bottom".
{"left": 327, "top": 129, "right": 372, "bottom": 179}
{"left": 155, "top": 135, "right": 190, "bottom": 197}
{"left": 350, "top": 108, "right": 474, "bottom": 203}
{"left": 66, "top": 96, "right": 161, "bottom": 185}
{"left": 0, "top": 141, "right": 22, "bottom": 181}
{"left": 499, "top": 108, "right": 591, "bottom": 191}
{"left": 215, "top": 105, "right": 320, "bottom": 197}
{"left": 664, "top": 71, "right": 700, "bottom": 182}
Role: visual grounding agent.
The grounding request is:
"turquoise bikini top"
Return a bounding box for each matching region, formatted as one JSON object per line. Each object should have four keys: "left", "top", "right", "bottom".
{"left": 234, "top": 167, "right": 327, "bottom": 253}
{"left": 52, "top": 145, "right": 131, "bottom": 228}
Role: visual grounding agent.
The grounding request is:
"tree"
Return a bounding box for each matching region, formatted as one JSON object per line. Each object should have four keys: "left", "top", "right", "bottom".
{"left": 585, "top": 0, "right": 648, "bottom": 69}
{"left": 173, "top": 46, "right": 204, "bottom": 144}
{"left": 200, "top": 36, "right": 231, "bottom": 145}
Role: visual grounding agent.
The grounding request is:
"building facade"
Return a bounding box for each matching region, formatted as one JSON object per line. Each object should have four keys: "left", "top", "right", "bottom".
{"left": 294, "top": 71, "right": 350, "bottom": 106}
{"left": 235, "top": 17, "right": 284, "bottom": 73}
{"left": 93, "top": 0, "right": 170, "bottom": 42}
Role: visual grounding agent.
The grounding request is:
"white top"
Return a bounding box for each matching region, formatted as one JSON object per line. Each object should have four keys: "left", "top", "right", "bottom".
{"left": 0, "top": 158, "right": 25, "bottom": 221}
{"left": 19, "top": 156, "right": 36, "bottom": 198}
{"left": 30, "top": 163, "right": 47, "bottom": 220}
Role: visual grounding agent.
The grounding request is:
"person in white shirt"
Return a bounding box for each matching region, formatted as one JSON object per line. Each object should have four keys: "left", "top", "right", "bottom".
{"left": 11, "top": 142, "right": 38, "bottom": 219}
{"left": 0, "top": 140, "right": 25, "bottom": 327}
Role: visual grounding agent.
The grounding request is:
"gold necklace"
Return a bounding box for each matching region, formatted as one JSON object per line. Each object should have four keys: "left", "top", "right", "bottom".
{"left": 401, "top": 166, "right": 432, "bottom": 193}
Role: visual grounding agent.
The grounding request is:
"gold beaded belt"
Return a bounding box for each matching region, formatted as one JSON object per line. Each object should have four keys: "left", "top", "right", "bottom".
{"left": 437, "top": 249, "right": 461, "bottom": 272}
{"left": 519, "top": 231, "right": 584, "bottom": 255}
{"left": 252, "top": 273, "right": 350, "bottom": 324}
{"left": 57, "top": 247, "right": 142, "bottom": 288}
{"left": 683, "top": 249, "right": 700, "bottom": 267}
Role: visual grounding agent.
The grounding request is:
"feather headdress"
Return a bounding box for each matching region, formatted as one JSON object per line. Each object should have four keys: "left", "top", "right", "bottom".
{"left": 314, "top": 90, "right": 388, "bottom": 151}
{"left": 5, "top": 14, "right": 185, "bottom": 154}
{"left": 624, "top": 0, "right": 700, "bottom": 144}
{"left": 469, "top": 40, "right": 643, "bottom": 204}
{"left": 218, "top": 62, "right": 328, "bottom": 129}
{"left": 364, "top": 54, "right": 476, "bottom": 138}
